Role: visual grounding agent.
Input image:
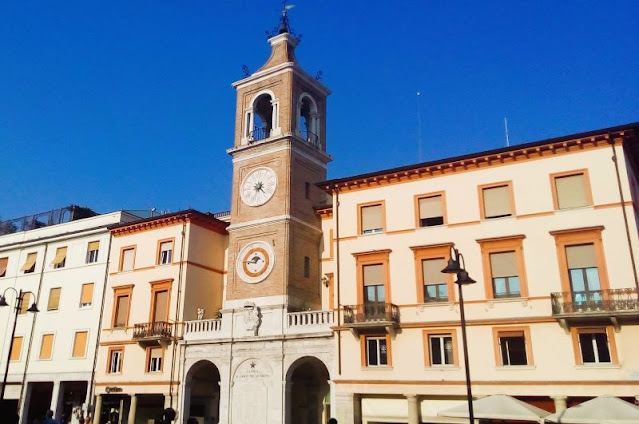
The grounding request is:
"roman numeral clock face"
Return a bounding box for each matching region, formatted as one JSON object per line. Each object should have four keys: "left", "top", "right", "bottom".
{"left": 240, "top": 167, "right": 277, "bottom": 207}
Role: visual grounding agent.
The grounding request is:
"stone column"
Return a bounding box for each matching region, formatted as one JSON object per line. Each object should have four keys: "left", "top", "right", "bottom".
{"left": 552, "top": 396, "right": 567, "bottom": 413}
{"left": 118, "top": 398, "right": 125, "bottom": 424}
{"left": 284, "top": 381, "right": 293, "bottom": 424}
{"left": 127, "top": 395, "right": 137, "bottom": 424}
{"left": 50, "top": 381, "right": 63, "bottom": 419}
{"left": 20, "top": 382, "right": 34, "bottom": 424}
{"left": 328, "top": 380, "right": 337, "bottom": 419}
{"left": 335, "top": 392, "right": 356, "bottom": 424}
{"left": 406, "top": 394, "right": 420, "bottom": 424}
{"left": 93, "top": 395, "right": 102, "bottom": 424}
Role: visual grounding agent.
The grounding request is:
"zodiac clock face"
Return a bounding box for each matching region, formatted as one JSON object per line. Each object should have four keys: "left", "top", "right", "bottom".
{"left": 236, "top": 241, "right": 275, "bottom": 284}
{"left": 240, "top": 167, "right": 277, "bottom": 207}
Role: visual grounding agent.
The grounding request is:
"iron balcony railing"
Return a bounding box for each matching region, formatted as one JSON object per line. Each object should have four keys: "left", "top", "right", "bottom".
{"left": 300, "top": 129, "right": 320, "bottom": 149}
{"left": 550, "top": 288, "right": 639, "bottom": 315}
{"left": 249, "top": 127, "right": 270, "bottom": 142}
{"left": 343, "top": 303, "right": 399, "bottom": 325}
{"left": 132, "top": 321, "right": 173, "bottom": 339}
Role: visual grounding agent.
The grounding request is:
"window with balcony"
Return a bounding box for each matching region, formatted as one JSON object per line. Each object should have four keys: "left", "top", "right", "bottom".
{"left": 21, "top": 252, "right": 37, "bottom": 274}
{"left": 566, "top": 244, "right": 601, "bottom": 305}
{"left": 552, "top": 170, "right": 591, "bottom": 210}
{"left": 424, "top": 331, "right": 457, "bottom": 366}
{"left": 80, "top": 283, "right": 94, "bottom": 308}
{"left": 573, "top": 327, "right": 617, "bottom": 365}
{"left": 416, "top": 193, "right": 445, "bottom": 227}
{"left": 479, "top": 236, "right": 528, "bottom": 300}
{"left": 72, "top": 331, "right": 88, "bottom": 358}
{"left": 363, "top": 263, "right": 385, "bottom": 316}
{"left": 108, "top": 348, "right": 123, "bottom": 373}
{"left": 0, "top": 257, "right": 8, "bottom": 277}
{"left": 120, "top": 247, "right": 135, "bottom": 271}
{"left": 493, "top": 327, "right": 533, "bottom": 366}
{"left": 10, "top": 336, "right": 23, "bottom": 362}
{"left": 158, "top": 240, "right": 173, "bottom": 265}
{"left": 47, "top": 287, "right": 61, "bottom": 311}
{"left": 359, "top": 203, "right": 384, "bottom": 235}
{"left": 86, "top": 241, "right": 100, "bottom": 264}
{"left": 365, "top": 336, "right": 390, "bottom": 367}
{"left": 422, "top": 258, "right": 448, "bottom": 302}
{"left": 151, "top": 288, "right": 169, "bottom": 323}
{"left": 147, "top": 347, "right": 163, "bottom": 372}
{"left": 52, "top": 247, "right": 67, "bottom": 269}
{"left": 480, "top": 183, "right": 514, "bottom": 219}
{"left": 39, "top": 334, "right": 54, "bottom": 360}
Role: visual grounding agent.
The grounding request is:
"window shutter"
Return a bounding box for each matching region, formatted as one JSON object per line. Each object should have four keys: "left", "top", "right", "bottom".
{"left": 153, "top": 290, "right": 169, "bottom": 322}
{"left": 72, "top": 331, "right": 88, "bottom": 358}
{"left": 361, "top": 205, "right": 383, "bottom": 232}
{"left": 483, "top": 186, "right": 511, "bottom": 218}
{"left": 0, "top": 257, "right": 8, "bottom": 277}
{"left": 88, "top": 241, "right": 100, "bottom": 251}
{"left": 419, "top": 196, "right": 442, "bottom": 219}
{"left": 115, "top": 295, "right": 129, "bottom": 327}
{"left": 363, "top": 264, "right": 384, "bottom": 286}
{"left": 51, "top": 247, "right": 67, "bottom": 266}
{"left": 556, "top": 174, "right": 587, "bottom": 209}
{"left": 566, "top": 244, "right": 597, "bottom": 269}
{"left": 160, "top": 241, "right": 172, "bottom": 252}
{"left": 499, "top": 330, "right": 525, "bottom": 338}
{"left": 150, "top": 347, "right": 162, "bottom": 360}
{"left": 80, "top": 283, "right": 94, "bottom": 305}
{"left": 122, "top": 249, "right": 134, "bottom": 271}
{"left": 47, "top": 288, "right": 61, "bottom": 311}
{"left": 490, "top": 252, "right": 518, "bottom": 278}
{"left": 40, "top": 334, "right": 54, "bottom": 359}
{"left": 10, "top": 337, "right": 23, "bottom": 361}
{"left": 20, "top": 253, "right": 37, "bottom": 272}
{"left": 422, "top": 258, "right": 446, "bottom": 285}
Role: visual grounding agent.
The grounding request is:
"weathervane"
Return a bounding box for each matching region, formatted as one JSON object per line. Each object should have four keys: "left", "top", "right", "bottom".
{"left": 265, "top": 1, "right": 302, "bottom": 43}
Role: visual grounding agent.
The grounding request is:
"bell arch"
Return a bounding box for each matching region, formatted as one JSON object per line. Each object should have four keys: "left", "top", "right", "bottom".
{"left": 285, "top": 356, "right": 331, "bottom": 424}
{"left": 296, "top": 93, "right": 320, "bottom": 148}
{"left": 183, "top": 360, "right": 221, "bottom": 424}
{"left": 244, "top": 89, "right": 280, "bottom": 143}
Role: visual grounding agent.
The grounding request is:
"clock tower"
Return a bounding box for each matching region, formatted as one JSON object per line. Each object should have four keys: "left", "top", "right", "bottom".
{"left": 225, "top": 10, "right": 331, "bottom": 313}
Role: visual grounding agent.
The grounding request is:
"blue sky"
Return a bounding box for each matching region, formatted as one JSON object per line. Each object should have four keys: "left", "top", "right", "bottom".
{"left": 1, "top": 1, "right": 638, "bottom": 220}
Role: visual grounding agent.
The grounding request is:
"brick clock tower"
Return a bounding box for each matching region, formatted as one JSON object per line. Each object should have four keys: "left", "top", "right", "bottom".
{"left": 225, "top": 13, "right": 331, "bottom": 314}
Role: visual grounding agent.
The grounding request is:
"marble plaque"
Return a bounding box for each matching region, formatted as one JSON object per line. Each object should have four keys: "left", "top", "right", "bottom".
{"left": 231, "top": 358, "right": 273, "bottom": 424}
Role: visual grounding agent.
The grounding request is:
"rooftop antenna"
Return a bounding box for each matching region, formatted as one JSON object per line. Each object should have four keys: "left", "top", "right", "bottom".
{"left": 504, "top": 117, "right": 511, "bottom": 147}
{"left": 417, "top": 91, "right": 423, "bottom": 162}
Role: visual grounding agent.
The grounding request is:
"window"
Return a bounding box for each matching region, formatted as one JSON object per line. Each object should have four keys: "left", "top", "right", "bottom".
{"left": 39, "top": 334, "right": 54, "bottom": 360}
{"left": 479, "top": 236, "right": 528, "bottom": 300}
{"left": 51, "top": 247, "right": 67, "bottom": 269}
{"left": 573, "top": 327, "right": 617, "bottom": 365}
{"left": 10, "top": 336, "right": 23, "bottom": 361}
{"left": 120, "top": 247, "right": 135, "bottom": 271}
{"left": 363, "top": 263, "right": 385, "bottom": 317}
{"left": 416, "top": 193, "right": 445, "bottom": 227}
{"left": 552, "top": 170, "right": 591, "bottom": 210}
{"left": 566, "top": 244, "right": 601, "bottom": 304}
{"left": 147, "top": 347, "right": 163, "bottom": 372}
{"left": 108, "top": 348, "right": 123, "bottom": 373}
{"left": 0, "top": 257, "right": 8, "bottom": 277}
{"left": 86, "top": 241, "right": 100, "bottom": 263}
{"left": 21, "top": 252, "right": 37, "bottom": 274}
{"left": 80, "top": 283, "right": 94, "bottom": 307}
{"left": 158, "top": 240, "right": 173, "bottom": 265}
{"left": 18, "top": 293, "right": 32, "bottom": 315}
{"left": 47, "top": 287, "right": 61, "bottom": 311}
{"left": 480, "top": 183, "right": 513, "bottom": 219}
{"left": 493, "top": 327, "right": 533, "bottom": 366}
{"left": 305, "top": 182, "right": 311, "bottom": 200}
{"left": 429, "top": 335, "right": 454, "bottom": 366}
{"left": 422, "top": 258, "right": 448, "bottom": 302}
{"left": 359, "top": 203, "right": 384, "bottom": 235}
{"left": 112, "top": 287, "right": 132, "bottom": 328}
{"left": 72, "top": 331, "right": 88, "bottom": 358}
{"left": 489, "top": 252, "right": 520, "bottom": 298}
{"left": 152, "top": 289, "right": 169, "bottom": 322}
{"left": 303, "top": 256, "right": 310, "bottom": 278}
{"left": 365, "top": 336, "right": 389, "bottom": 367}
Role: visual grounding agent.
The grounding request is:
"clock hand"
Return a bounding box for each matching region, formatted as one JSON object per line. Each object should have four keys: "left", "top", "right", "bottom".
{"left": 246, "top": 256, "right": 260, "bottom": 264}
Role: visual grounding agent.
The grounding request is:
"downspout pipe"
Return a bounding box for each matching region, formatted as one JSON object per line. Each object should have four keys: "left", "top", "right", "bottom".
{"left": 169, "top": 220, "right": 188, "bottom": 408}
{"left": 334, "top": 190, "right": 342, "bottom": 376}
{"left": 608, "top": 133, "right": 639, "bottom": 287}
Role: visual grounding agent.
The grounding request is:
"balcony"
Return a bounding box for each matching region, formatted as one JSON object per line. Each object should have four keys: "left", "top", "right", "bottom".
{"left": 249, "top": 127, "right": 270, "bottom": 143}
{"left": 550, "top": 288, "right": 639, "bottom": 329}
{"left": 299, "top": 129, "right": 320, "bottom": 149}
{"left": 343, "top": 303, "right": 399, "bottom": 335}
{"left": 132, "top": 321, "right": 173, "bottom": 346}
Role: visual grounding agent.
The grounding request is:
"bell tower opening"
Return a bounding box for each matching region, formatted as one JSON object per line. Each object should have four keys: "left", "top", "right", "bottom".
{"left": 244, "top": 91, "right": 280, "bottom": 143}
{"left": 297, "top": 94, "right": 320, "bottom": 149}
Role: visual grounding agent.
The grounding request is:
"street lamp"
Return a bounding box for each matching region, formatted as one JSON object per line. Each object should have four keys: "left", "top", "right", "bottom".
{"left": 442, "top": 247, "right": 476, "bottom": 424}
{"left": 0, "top": 288, "right": 39, "bottom": 400}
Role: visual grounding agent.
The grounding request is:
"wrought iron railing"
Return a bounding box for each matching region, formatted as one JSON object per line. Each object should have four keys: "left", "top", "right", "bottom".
{"left": 249, "top": 127, "right": 270, "bottom": 142}
{"left": 300, "top": 129, "right": 320, "bottom": 149}
{"left": 550, "top": 288, "right": 639, "bottom": 315}
{"left": 0, "top": 205, "right": 97, "bottom": 235}
{"left": 343, "top": 303, "right": 399, "bottom": 325}
{"left": 133, "top": 321, "right": 173, "bottom": 339}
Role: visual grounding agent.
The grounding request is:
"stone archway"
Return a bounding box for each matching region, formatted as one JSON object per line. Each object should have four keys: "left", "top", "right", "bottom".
{"left": 286, "top": 356, "right": 331, "bottom": 424}
{"left": 184, "top": 360, "right": 221, "bottom": 424}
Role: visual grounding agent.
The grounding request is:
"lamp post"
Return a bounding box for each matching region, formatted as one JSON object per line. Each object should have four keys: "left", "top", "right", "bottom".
{"left": 442, "top": 247, "right": 476, "bottom": 424}
{"left": 0, "top": 288, "right": 39, "bottom": 400}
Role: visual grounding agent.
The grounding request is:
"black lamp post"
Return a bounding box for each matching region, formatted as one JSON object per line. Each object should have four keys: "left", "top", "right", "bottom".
{"left": 442, "top": 247, "right": 476, "bottom": 423}
{"left": 0, "top": 288, "right": 39, "bottom": 400}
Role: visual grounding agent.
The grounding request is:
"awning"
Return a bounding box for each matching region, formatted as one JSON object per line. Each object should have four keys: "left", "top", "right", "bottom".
{"left": 51, "top": 247, "right": 67, "bottom": 265}
{"left": 438, "top": 394, "right": 550, "bottom": 422}
{"left": 545, "top": 396, "right": 639, "bottom": 423}
{"left": 0, "top": 257, "right": 8, "bottom": 276}
{"left": 20, "top": 253, "right": 36, "bottom": 272}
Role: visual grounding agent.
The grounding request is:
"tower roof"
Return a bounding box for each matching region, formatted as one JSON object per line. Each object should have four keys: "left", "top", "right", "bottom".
{"left": 257, "top": 5, "right": 301, "bottom": 72}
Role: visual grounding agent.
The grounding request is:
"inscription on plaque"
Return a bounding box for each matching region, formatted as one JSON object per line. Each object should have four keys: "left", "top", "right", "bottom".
{"left": 231, "top": 359, "right": 272, "bottom": 424}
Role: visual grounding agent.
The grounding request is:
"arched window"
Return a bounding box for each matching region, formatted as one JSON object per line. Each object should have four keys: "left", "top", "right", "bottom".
{"left": 244, "top": 91, "right": 279, "bottom": 143}
{"left": 297, "top": 94, "right": 320, "bottom": 149}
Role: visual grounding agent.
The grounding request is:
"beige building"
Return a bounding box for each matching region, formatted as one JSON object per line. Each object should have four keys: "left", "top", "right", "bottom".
{"left": 93, "top": 210, "right": 227, "bottom": 424}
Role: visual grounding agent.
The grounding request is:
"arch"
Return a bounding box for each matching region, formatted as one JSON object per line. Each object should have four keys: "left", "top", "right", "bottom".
{"left": 183, "top": 360, "right": 221, "bottom": 424}
{"left": 296, "top": 93, "right": 320, "bottom": 149}
{"left": 244, "top": 89, "right": 279, "bottom": 143}
{"left": 285, "top": 356, "right": 331, "bottom": 424}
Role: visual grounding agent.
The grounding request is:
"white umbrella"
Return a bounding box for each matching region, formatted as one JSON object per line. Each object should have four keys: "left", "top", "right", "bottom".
{"left": 545, "top": 395, "right": 639, "bottom": 423}
{"left": 438, "top": 394, "right": 551, "bottom": 422}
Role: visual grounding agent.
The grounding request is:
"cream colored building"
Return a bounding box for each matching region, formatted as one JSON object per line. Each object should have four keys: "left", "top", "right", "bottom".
{"left": 0, "top": 207, "right": 138, "bottom": 424}
{"left": 93, "top": 210, "right": 227, "bottom": 424}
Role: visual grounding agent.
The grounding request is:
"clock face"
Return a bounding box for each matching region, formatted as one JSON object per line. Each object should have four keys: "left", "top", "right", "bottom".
{"left": 236, "top": 241, "right": 275, "bottom": 284}
{"left": 240, "top": 167, "right": 277, "bottom": 207}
